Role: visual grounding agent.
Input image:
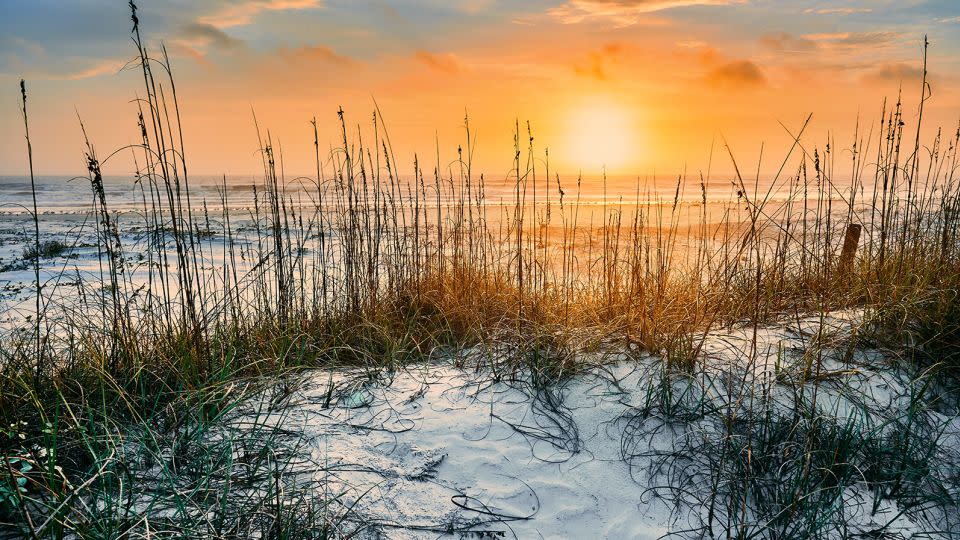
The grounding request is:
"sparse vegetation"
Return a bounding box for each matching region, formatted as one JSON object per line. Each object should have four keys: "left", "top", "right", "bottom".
{"left": 1, "top": 3, "right": 958, "bottom": 538}
{"left": 21, "top": 241, "right": 68, "bottom": 262}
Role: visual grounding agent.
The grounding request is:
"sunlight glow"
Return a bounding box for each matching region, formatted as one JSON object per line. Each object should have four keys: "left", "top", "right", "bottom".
{"left": 563, "top": 98, "right": 640, "bottom": 173}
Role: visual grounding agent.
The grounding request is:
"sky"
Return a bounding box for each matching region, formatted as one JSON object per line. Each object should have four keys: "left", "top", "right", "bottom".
{"left": 1, "top": 0, "right": 959, "bottom": 179}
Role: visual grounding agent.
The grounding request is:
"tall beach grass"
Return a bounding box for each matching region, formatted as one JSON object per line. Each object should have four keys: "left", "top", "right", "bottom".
{"left": 1, "top": 4, "right": 959, "bottom": 537}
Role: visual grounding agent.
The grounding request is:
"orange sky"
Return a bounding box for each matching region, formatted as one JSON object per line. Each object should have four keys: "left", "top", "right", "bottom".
{"left": 2, "top": 1, "right": 959, "bottom": 179}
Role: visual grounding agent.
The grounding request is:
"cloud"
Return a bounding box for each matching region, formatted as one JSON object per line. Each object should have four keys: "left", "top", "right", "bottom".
{"left": 178, "top": 23, "right": 245, "bottom": 51}
{"left": 803, "top": 7, "right": 872, "bottom": 15}
{"left": 169, "top": 43, "right": 216, "bottom": 69}
{"left": 936, "top": 16, "right": 960, "bottom": 24}
{"left": 549, "top": 0, "right": 745, "bottom": 26}
{"left": 676, "top": 41, "right": 723, "bottom": 66}
{"left": 865, "top": 62, "right": 924, "bottom": 83}
{"left": 573, "top": 42, "right": 624, "bottom": 80}
{"left": 278, "top": 44, "right": 352, "bottom": 66}
{"left": 0, "top": 34, "right": 128, "bottom": 80}
{"left": 60, "top": 58, "right": 127, "bottom": 80}
{"left": 458, "top": 0, "right": 495, "bottom": 14}
{"left": 198, "top": 0, "right": 323, "bottom": 28}
{"left": 169, "top": 24, "right": 245, "bottom": 67}
{"left": 414, "top": 50, "right": 462, "bottom": 74}
{"left": 706, "top": 60, "right": 765, "bottom": 87}
{"left": 760, "top": 32, "right": 817, "bottom": 53}
{"left": 804, "top": 31, "right": 900, "bottom": 48}
{"left": 171, "top": 22, "right": 280, "bottom": 68}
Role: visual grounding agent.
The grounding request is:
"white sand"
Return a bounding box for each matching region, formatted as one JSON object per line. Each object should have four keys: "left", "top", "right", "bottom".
{"left": 206, "top": 312, "right": 959, "bottom": 538}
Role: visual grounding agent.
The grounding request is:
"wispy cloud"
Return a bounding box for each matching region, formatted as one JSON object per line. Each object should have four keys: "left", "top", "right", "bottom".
{"left": 61, "top": 58, "right": 127, "bottom": 80}
{"left": 803, "top": 7, "right": 872, "bottom": 15}
{"left": 803, "top": 31, "right": 901, "bottom": 48}
{"left": 169, "top": 43, "right": 216, "bottom": 69}
{"left": 198, "top": 0, "right": 323, "bottom": 28}
{"left": 414, "top": 51, "right": 462, "bottom": 74}
{"left": 277, "top": 44, "right": 352, "bottom": 66}
{"left": 178, "top": 22, "right": 245, "bottom": 51}
{"left": 573, "top": 43, "right": 624, "bottom": 80}
{"left": 458, "top": 0, "right": 495, "bottom": 14}
{"left": 169, "top": 23, "right": 247, "bottom": 68}
{"left": 549, "top": 0, "right": 745, "bottom": 26}
{"left": 706, "top": 59, "right": 765, "bottom": 88}
{"left": 864, "top": 62, "right": 924, "bottom": 84}
{"left": 760, "top": 32, "right": 817, "bottom": 53}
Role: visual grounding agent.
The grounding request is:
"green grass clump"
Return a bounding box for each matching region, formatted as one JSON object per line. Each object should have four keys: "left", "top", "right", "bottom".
{"left": 21, "top": 241, "right": 68, "bottom": 262}
{"left": 622, "top": 345, "right": 959, "bottom": 538}
{"left": 2, "top": 3, "right": 959, "bottom": 537}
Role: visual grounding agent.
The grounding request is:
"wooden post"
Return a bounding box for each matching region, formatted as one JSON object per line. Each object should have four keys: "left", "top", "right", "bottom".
{"left": 838, "top": 224, "right": 862, "bottom": 273}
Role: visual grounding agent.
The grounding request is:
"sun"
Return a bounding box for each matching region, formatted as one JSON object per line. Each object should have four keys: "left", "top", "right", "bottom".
{"left": 563, "top": 97, "right": 639, "bottom": 173}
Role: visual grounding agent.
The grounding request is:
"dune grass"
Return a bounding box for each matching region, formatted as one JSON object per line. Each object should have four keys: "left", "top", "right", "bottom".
{"left": 1, "top": 3, "right": 959, "bottom": 538}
